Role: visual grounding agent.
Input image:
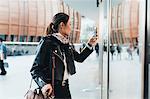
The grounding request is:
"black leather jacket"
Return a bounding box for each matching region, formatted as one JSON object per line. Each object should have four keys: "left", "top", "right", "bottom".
{"left": 30, "top": 36, "right": 93, "bottom": 87}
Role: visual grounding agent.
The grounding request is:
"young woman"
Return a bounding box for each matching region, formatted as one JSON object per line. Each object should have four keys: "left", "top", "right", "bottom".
{"left": 30, "top": 12, "right": 98, "bottom": 99}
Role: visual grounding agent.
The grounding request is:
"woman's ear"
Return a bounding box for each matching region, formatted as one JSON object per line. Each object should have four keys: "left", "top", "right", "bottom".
{"left": 60, "top": 22, "right": 64, "bottom": 28}
{"left": 59, "top": 22, "right": 64, "bottom": 32}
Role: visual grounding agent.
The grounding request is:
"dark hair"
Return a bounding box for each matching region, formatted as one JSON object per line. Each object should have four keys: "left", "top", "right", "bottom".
{"left": 46, "top": 13, "right": 69, "bottom": 35}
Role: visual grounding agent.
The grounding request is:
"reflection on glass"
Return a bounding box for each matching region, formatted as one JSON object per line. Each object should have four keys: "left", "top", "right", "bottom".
{"left": 108, "top": 0, "right": 144, "bottom": 99}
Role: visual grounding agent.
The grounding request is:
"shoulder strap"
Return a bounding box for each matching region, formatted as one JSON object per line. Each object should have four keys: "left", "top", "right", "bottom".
{"left": 24, "top": 78, "right": 33, "bottom": 97}
{"left": 51, "top": 51, "right": 55, "bottom": 98}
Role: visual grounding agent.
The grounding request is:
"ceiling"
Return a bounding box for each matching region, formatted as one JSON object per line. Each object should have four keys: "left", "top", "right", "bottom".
{"left": 63, "top": 0, "right": 99, "bottom": 22}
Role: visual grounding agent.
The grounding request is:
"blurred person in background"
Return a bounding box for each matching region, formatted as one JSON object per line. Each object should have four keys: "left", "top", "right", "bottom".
{"left": 116, "top": 44, "right": 122, "bottom": 60}
{"left": 127, "top": 44, "right": 133, "bottom": 60}
{"left": 0, "top": 38, "right": 7, "bottom": 75}
{"left": 110, "top": 44, "right": 115, "bottom": 60}
{"left": 95, "top": 43, "right": 99, "bottom": 56}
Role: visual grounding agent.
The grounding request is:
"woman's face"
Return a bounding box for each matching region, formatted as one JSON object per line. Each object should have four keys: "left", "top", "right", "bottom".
{"left": 60, "top": 18, "right": 71, "bottom": 36}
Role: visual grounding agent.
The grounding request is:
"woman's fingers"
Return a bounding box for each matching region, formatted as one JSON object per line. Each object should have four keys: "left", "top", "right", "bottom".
{"left": 41, "top": 84, "right": 52, "bottom": 97}
{"left": 88, "top": 36, "right": 98, "bottom": 46}
{"left": 46, "top": 88, "right": 53, "bottom": 96}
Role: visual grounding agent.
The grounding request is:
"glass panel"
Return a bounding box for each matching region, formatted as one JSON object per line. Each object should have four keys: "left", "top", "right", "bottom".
{"left": 36, "top": 36, "right": 41, "bottom": 42}
{"left": 28, "top": 36, "right": 35, "bottom": 42}
{"left": 146, "top": 0, "right": 150, "bottom": 63}
{"left": 19, "top": 35, "right": 27, "bottom": 42}
{"left": 100, "top": 0, "right": 109, "bottom": 99}
{"left": 0, "top": 34, "right": 5, "bottom": 40}
{"left": 108, "top": 0, "right": 145, "bottom": 99}
{"left": 147, "top": 0, "right": 150, "bottom": 98}
{"left": 0, "top": 34, "right": 8, "bottom": 41}
{"left": 10, "top": 35, "right": 18, "bottom": 42}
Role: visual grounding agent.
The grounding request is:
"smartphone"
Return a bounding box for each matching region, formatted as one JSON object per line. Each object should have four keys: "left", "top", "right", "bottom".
{"left": 93, "top": 34, "right": 98, "bottom": 37}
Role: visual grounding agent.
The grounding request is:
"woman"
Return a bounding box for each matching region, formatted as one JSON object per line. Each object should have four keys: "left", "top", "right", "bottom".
{"left": 30, "top": 12, "right": 97, "bottom": 99}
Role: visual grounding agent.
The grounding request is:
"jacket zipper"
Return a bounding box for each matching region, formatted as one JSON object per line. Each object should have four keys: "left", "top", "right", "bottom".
{"left": 53, "top": 51, "right": 64, "bottom": 62}
{"left": 53, "top": 51, "right": 66, "bottom": 81}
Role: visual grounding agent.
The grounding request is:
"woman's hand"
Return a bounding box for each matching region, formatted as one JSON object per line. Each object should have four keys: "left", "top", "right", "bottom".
{"left": 88, "top": 35, "right": 98, "bottom": 46}
{"left": 41, "top": 84, "right": 53, "bottom": 98}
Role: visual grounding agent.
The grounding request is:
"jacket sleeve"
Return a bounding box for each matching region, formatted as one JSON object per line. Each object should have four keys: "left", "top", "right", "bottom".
{"left": 30, "top": 39, "right": 52, "bottom": 88}
{"left": 72, "top": 44, "right": 93, "bottom": 62}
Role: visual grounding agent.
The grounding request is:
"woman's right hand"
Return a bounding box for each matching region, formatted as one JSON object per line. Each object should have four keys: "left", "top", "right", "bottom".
{"left": 41, "top": 84, "right": 53, "bottom": 97}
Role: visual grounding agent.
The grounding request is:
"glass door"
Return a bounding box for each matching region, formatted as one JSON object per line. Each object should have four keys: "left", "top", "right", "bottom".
{"left": 101, "top": 0, "right": 146, "bottom": 99}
